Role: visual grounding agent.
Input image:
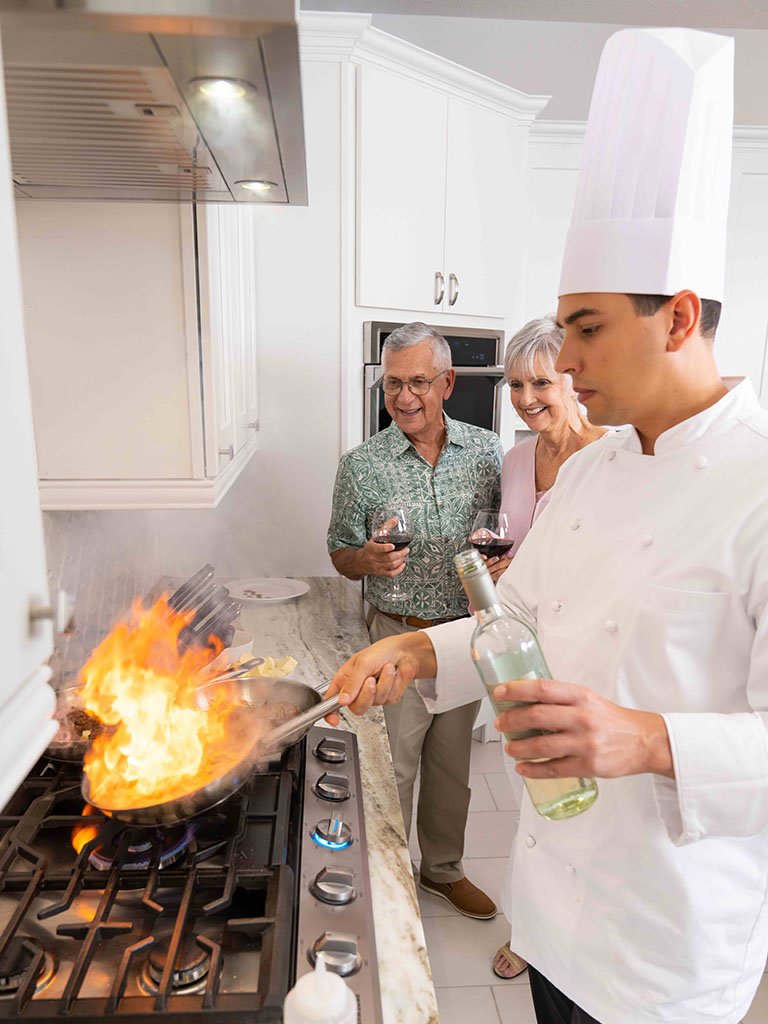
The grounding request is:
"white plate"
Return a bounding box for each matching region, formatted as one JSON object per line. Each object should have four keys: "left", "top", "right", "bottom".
{"left": 227, "top": 578, "right": 310, "bottom": 604}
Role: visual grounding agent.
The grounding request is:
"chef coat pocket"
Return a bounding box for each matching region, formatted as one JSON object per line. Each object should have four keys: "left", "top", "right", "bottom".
{"left": 619, "top": 583, "right": 732, "bottom": 712}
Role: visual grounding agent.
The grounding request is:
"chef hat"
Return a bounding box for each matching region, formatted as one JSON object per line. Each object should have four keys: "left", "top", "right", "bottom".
{"left": 558, "top": 28, "right": 734, "bottom": 301}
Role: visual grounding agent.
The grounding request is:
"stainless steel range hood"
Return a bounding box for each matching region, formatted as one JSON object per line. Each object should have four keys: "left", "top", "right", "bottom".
{"left": 0, "top": 1, "right": 308, "bottom": 204}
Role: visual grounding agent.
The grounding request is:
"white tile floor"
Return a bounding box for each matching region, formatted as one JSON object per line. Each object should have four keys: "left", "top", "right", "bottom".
{"left": 410, "top": 738, "right": 768, "bottom": 1024}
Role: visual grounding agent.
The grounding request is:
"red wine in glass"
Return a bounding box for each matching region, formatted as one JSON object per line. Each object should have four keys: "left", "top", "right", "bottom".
{"left": 374, "top": 531, "right": 413, "bottom": 551}
{"left": 469, "top": 510, "right": 514, "bottom": 561}
{"left": 371, "top": 506, "right": 413, "bottom": 602}
{"left": 470, "top": 536, "right": 514, "bottom": 558}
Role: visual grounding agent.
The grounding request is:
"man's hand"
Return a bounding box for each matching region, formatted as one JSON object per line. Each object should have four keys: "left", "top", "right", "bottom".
{"left": 494, "top": 677, "right": 674, "bottom": 779}
{"left": 324, "top": 631, "right": 437, "bottom": 724}
{"left": 358, "top": 535, "right": 410, "bottom": 577}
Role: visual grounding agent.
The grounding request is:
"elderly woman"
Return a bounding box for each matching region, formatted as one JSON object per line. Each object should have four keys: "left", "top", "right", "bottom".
{"left": 484, "top": 314, "right": 607, "bottom": 585}
{"left": 490, "top": 314, "right": 607, "bottom": 981}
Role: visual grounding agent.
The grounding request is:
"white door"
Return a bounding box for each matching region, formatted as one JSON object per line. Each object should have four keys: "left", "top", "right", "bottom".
{"left": 0, "top": 30, "right": 56, "bottom": 810}
{"left": 356, "top": 63, "right": 448, "bottom": 313}
{"left": 443, "top": 98, "right": 528, "bottom": 320}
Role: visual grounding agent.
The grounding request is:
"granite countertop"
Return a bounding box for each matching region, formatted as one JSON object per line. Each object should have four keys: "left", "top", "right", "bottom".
{"left": 234, "top": 576, "right": 438, "bottom": 1024}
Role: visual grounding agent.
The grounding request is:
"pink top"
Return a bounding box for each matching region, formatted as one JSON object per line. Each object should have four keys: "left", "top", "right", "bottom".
{"left": 499, "top": 437, "right": 550, "bottom": 555}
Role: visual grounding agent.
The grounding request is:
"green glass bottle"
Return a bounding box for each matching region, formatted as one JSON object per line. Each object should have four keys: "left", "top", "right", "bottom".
{"left": 456, "top": 548, "right": 597, "bottom": 821}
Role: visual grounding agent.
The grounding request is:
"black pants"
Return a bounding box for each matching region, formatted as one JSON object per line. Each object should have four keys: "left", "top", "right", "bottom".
{"left": 529, "top": 966, "right": 603, "bottom": 1024}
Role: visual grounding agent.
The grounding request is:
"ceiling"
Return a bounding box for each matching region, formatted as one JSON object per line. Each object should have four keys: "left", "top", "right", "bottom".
{"left": 300, "top": 0, "right": 768, "bottom": 30}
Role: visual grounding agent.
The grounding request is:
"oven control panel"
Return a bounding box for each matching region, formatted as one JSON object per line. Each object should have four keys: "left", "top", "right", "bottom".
{"left": 297, "top": 726, "right": 383, "bottom": 1023}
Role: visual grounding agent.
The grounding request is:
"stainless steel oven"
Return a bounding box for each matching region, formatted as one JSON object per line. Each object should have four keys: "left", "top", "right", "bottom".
{"left": 363, "top": 321, "right": 506, "bottom": 440}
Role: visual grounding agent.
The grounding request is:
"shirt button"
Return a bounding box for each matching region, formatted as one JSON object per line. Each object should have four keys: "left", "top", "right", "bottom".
{"left": 551, "top": 600, "right": 563, "bottom": 612}
{"left": 566, "top": 863, "right": 576, "bottom": 875}
{"left": 607, "top": 451, "right": 616, "bottom": 462}
{"left": 642, "top": 534, "right": 653, "bottom": 547}
{"left": 569, "top": 520, "right": 580, "bottom": 531}
{"left": 696, "top": 455, "right": 709, "bottom": 470}
{"left": 525, "top": 835, "right": 536, "bottom": 849}
{"left": 604, "top": 619, "right": 618, "bottom": 633}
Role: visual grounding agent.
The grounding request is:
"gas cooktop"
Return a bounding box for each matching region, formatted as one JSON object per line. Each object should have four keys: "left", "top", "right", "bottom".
{"left": 0, "top": 727, "right": 382, "bottom": 1022}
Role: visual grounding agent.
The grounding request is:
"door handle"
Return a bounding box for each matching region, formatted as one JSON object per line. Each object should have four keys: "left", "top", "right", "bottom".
{"left": 434, "top": 271, "right": 445, "bottom": 305}
{"left": 448, "top": 273, "right": 460, "bottom": 307}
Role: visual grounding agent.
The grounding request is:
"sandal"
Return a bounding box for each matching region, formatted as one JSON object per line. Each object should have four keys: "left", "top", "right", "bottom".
{"left": 492, "top": 944, "right": 528, "bottom": 980}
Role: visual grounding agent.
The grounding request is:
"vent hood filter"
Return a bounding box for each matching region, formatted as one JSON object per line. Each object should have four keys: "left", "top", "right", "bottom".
{"left": 0, "top": 2, "right": 308, "bottom": 204}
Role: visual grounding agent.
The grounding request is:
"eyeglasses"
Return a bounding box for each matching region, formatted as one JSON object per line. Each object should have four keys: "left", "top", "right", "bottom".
{"left": 381, "top": 371, "right": 446, "bottom": 396}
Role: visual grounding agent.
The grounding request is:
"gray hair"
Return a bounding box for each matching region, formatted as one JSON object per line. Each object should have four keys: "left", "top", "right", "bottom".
{"left": 382, "top": 322, "right": 452, "bottom": 373}
{"left": 504, "top": 314, "right": 564, "bottom": 383}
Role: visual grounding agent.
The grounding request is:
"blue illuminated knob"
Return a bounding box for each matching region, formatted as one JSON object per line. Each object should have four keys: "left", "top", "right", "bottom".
{"left": 313, "top": 817, "right": 353, "bottom": 850}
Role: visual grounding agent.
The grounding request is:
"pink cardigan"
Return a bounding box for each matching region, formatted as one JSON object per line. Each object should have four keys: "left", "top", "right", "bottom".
{"left": 499, "top": 437, "right": 548, "bottom": 555}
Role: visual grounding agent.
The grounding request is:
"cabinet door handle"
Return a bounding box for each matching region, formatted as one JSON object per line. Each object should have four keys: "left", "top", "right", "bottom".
{"left": 218, "top": 445, "right": 234, "bottom": 461}
{"left": 434, "top": 271, "right": 445, "bottom": 305}
{"left": 448, "top": 272, "right": 460, "bottom": 307}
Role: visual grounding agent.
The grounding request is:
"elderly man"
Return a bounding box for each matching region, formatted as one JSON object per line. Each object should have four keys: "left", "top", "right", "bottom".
{"left": 327, "top": 322, "right": 503, "bottom": 919}
{"left": 326, "top": 30, "right": 768, "bottom": 1024}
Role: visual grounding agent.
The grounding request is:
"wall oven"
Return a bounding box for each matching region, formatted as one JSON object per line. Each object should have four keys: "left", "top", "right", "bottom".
{"left": 363, "top": 321, "right": 506, "bottom": 440}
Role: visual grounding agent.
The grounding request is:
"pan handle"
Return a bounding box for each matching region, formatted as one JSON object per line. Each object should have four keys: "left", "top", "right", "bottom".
{"left": 259, "top": 694, "right": 341, "bottom": 753}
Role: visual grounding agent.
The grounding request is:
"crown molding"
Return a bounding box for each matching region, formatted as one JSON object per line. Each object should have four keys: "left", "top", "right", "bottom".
{"left": 299, "top": 11, "right": 550, "bottom": 124}
{"left": 531, "top": 120, "right": 768, "bottom": 152}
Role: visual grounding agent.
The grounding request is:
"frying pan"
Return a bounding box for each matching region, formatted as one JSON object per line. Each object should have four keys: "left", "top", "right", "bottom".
{"left": 80, "top": 677, "right": 340, "bottom": 827}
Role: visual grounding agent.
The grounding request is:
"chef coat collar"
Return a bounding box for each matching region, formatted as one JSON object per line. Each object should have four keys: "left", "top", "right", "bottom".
{"left": 621, "top": 377, "right": 757, "bottom": 456}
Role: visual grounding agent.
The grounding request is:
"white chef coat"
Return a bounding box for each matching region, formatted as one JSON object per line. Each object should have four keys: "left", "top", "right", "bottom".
{"left": 421, "top": 379, "right": 768, "bottom": 1024}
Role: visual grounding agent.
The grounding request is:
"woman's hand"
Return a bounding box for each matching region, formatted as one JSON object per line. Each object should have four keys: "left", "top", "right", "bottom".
{"left": 324, "top": 631, "right": 437, "bottom": 724}
{"left": 484, "top": 554, "right": 513, "bottom": 583}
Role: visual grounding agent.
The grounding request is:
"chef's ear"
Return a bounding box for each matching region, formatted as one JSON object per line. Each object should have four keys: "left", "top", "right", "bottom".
{"left": 666, "top": 291, "right": 701, "bottom": 352}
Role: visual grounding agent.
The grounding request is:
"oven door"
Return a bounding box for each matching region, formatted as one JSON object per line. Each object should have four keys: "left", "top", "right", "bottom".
{"left": 364, "top": 365, "right": 505, "bottom": 440}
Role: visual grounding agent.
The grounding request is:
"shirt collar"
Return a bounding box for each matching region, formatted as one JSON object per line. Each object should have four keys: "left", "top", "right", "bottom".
{"left": 622, "top": 377, "right": 759, "bottom": 455}
{"left": 384, "top": 413, "right": 466, "bottom": 458}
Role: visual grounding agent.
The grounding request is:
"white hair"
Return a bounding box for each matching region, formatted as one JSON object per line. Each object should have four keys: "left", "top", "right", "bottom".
{"left": 382, "top": 322, "right": 452, "bottom": 373}
{"left": 504, "top": 314, "right": 564, "bottom": 383}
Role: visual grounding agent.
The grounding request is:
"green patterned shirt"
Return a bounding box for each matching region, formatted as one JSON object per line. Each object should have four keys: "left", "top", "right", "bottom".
{"left": 327, "top": 415, "right": 503, "bottom": 618}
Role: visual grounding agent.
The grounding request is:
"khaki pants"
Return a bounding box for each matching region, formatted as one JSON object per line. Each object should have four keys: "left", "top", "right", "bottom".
{"left": 368, "top": 608, "right": 480, "bottom": 883}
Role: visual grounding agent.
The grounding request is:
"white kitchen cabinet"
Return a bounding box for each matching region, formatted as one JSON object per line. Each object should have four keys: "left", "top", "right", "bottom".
{"left": 15, "top": 198, "right": 259, "bottom": 509}
{"left": 356, "top": 60, "right": 546, "bottom": 319}
{"left": 0, "top": 38, "right": 57, "bottom": 809}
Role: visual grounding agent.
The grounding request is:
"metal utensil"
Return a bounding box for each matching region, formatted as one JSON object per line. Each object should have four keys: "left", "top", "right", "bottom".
{"left": 195, "top": 656, "right": 266, "bottom": 688}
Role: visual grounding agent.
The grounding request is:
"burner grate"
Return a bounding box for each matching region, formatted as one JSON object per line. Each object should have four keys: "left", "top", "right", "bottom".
{"left": 0, "top": 742, "right": 304, "bottom": 1020}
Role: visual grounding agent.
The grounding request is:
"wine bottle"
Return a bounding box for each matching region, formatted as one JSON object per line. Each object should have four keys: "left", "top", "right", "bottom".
{"left": 455, "top": 548, "right": 598, "bottom": 821}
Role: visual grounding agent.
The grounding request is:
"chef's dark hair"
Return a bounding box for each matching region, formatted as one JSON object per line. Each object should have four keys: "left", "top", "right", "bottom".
{"left": 626, "top": 294, "right": 722, "bottom": 339}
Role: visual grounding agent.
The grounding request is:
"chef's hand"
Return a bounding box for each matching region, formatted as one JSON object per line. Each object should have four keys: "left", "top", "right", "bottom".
{"left": 324, "top": 631, "right": 437, "bottom": 724}
{"left": 494, "top": 677, "right": 675, "bottom": 779}
{"left": 483, "top": 553, "right": 513, "bottom": 583}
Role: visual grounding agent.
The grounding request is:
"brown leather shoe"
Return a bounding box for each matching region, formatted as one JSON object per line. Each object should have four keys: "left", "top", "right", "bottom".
{"left": 418, "top": 874, "right": 497, "bottom": 919}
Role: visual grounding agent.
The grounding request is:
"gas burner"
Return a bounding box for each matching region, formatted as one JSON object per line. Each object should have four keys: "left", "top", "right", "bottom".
{"left": 89, "top": 823, "right": 196, "bottom": 872}
{"left": 0, "top": 938, "right": 57, "bottom": 998}
{"left": 139, "top": 935, "right": 211, "bottom": 996}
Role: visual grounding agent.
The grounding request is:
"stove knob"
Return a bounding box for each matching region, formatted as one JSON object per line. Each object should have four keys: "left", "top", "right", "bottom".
{"left": 314, "top": 817, "right": 353, "bottom": 848}
{"left": 314, "top": 737, "right": 348, "bottom": 764}
{"left": 310, "top": 932, "right": 362, "bottom": 977}
{"left": 314, "top": 772, "right": 350, "bottom": 802}
{"left": 311, "top": 866, "right": 356, "bottom": 905}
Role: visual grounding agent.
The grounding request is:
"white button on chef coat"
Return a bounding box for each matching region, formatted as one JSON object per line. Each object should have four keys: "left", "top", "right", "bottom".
{"left": 551, "top": 600, "right": 563, "bottom": 613}
{"left": 604, "top": 619, "right": 618, "bottom": 633}
{"left": 525, "top": 835, "right": 536, "bottom": 848}
{"left": 569, "top": 520, "right": 580, "bottom": 531}
{"left": 565, "top": 863, "right": 576, "bottom": 875}
{"left": 607, "top": 450, "right": 617, "bottom": 461}
{"left": 421, "top": 380, "right": 768, "bottom": 1024}
{"left": 696, "top": 455, "right": 709, "bottom": 469}
{"left": 642, "top": 534, "right": 653, "bottom": 547}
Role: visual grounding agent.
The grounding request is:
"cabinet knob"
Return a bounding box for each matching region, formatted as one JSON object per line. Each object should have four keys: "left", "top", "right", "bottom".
{"left": 448, "top": 272, "right": 460, "bottom": 307}
{"left": 434, "top": 271, "right": 445, "bottom": 305}
{"left": 29, "top": 590, "right": 75, "bottom": 635}
{"left": 218, "top": 445, "right": 234, "bottom": 460}
{"left": 246, "top": 420, "right": 260, "bottom": 431}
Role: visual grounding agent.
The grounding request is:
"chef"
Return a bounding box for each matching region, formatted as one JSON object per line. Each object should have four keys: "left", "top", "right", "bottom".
{"left": 326, "top": 27, "right": 768, "bottom": 1024}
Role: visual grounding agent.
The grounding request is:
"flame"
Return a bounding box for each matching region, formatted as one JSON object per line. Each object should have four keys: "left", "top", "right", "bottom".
{"left": 80, "top": 596, "right": 243, "bottom": 810}
{"left": 72, "top": 803, "right": 100, "bottom": 854}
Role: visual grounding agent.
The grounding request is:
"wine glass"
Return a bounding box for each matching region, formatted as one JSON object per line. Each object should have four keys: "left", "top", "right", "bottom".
{"left": 469, "top": 510, "right": 515, "bottom": 560}
{"left": 371, "top": 505, "right": 413, "bottom": 604}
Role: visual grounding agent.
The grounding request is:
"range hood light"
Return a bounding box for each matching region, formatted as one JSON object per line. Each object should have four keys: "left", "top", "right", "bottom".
{"left": 236, "top": 180, "right": 278, "bottom": 192}
{"left": 190, "top": 77, "right": 252, "bottom": 100}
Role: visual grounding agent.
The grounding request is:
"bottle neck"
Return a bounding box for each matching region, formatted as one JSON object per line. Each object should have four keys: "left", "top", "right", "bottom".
{"left": 474, "top": 603, "right": 503, "bottom": 626}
